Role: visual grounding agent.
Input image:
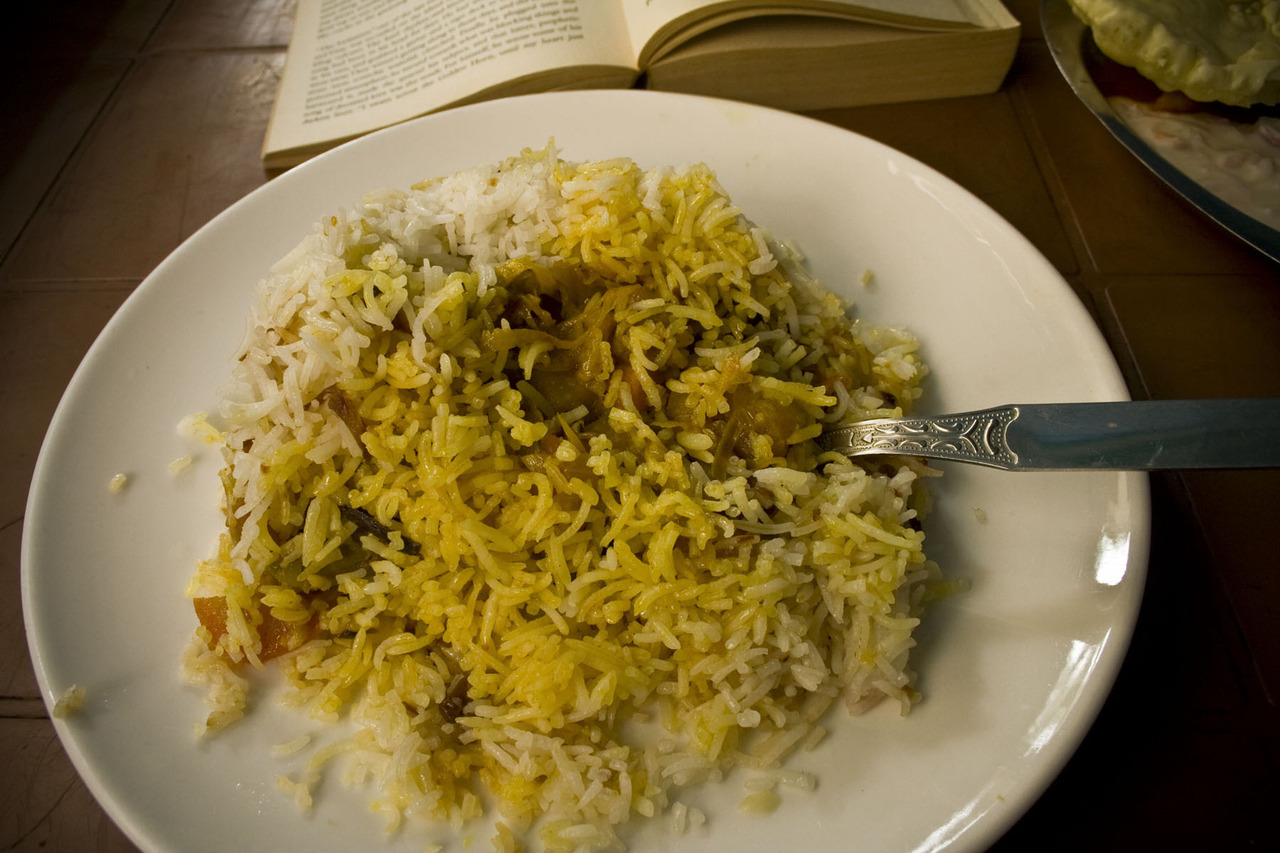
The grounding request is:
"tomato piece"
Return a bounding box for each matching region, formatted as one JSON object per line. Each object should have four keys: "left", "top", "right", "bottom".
{"left": 257, "top": 608, "right": 315, "bottom": 660}
{"left": 193, "top": 596, "right": 315, "bottom": 661}
{"left": 193, "top": 596, "right": 229, "bottom": 639}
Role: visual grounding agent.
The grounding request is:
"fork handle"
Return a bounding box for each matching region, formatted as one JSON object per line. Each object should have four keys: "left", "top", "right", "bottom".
{"left": 820, "top": 407, "right": 1019, "bottom": 469}
{"left": 820, "top": 400, "right": 1280, "bottom": 471}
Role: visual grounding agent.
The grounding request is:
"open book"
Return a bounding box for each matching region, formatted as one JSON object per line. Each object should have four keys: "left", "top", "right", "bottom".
{"left": 263, "top": 0, "right": 1020, "bottom": 168}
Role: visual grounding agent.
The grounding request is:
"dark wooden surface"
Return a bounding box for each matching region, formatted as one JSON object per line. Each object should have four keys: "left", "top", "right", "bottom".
{"left": 3, "top": 1, "right": 1277, "bottom": 850}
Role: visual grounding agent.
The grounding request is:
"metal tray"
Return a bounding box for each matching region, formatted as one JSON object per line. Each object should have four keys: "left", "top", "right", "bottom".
{"left": 1041, "top": 0, "right": 1280, "bottom": 263}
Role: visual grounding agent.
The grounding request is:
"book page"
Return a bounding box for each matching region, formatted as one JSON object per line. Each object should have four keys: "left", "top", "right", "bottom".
{"left": 620, "top": 0, "right": 983, "bottom": 66}
{"left": 267, "top": 0, "right": 636, "bottom": 156}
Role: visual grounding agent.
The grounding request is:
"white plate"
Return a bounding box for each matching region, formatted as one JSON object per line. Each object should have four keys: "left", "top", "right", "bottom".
{"left": 22, "top": 90, "right": 1148, "bottom": 853}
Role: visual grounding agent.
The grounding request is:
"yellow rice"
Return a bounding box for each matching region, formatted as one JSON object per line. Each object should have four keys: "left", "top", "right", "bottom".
{"left": 182, "top": 144, "right": 939, "bottom": 851}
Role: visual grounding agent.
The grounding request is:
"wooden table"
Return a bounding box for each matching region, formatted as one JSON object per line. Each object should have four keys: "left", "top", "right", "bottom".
{"left": 3, "top": 1, "right": 1277, "bottom": 849}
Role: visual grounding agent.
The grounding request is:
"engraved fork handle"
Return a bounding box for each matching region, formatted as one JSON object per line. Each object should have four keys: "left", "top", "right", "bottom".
{"left": 818, "top": 407, "right": 1020, "bottom": 469}
{"left": 817, "top": 400, "right": 1280, "bottom": 471}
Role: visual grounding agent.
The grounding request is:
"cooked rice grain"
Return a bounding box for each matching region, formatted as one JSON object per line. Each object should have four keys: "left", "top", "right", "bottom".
{"left": 183, "top": 144, "right": 941, "bottom": 850}
{"left": 52, "top": 683, "right": 86, "bottom": 718}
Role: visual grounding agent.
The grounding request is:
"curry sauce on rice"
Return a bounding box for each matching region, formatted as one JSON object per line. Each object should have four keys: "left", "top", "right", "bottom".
{"left": 182, "top": 145, "right": 943, "bottom": 850}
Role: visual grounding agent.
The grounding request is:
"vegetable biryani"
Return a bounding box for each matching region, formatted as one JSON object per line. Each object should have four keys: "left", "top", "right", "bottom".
{"left": 183, "top": 145, "right": 941, "bottom": 850}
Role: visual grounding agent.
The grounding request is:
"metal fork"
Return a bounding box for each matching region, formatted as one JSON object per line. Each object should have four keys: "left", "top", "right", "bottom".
{"left": 817, "top": 400, "right": 1280, "bottom": 471}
